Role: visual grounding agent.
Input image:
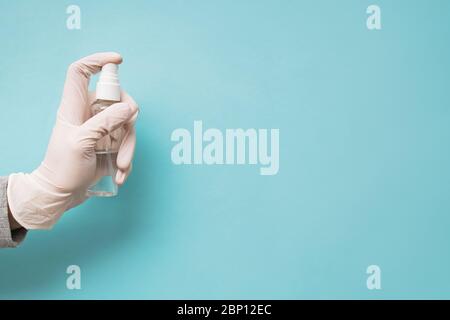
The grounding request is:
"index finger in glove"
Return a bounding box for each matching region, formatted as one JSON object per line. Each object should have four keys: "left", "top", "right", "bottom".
{"left": 58, "top": 52, "right": 123, "bottom": 125}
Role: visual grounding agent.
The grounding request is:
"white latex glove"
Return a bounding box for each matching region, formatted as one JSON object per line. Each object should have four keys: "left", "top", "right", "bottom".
{"left": 7, "top": 52, "right": 139, "bottom": 230}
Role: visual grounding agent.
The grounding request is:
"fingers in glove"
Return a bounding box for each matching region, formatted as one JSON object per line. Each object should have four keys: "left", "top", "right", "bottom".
{"left": 116, "top": 91, "right": 139, "bottom": 173}
{"left": 115, "top": 164, "right": 133, "bottom": 185}
{"left": 59, "top": 52, "right": 123, "bottom": 125}
{"left": 81, "top": 102, "right": 138, "bottom": 142}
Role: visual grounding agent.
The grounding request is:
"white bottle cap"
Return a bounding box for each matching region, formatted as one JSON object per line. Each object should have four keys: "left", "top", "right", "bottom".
{"left": 96, "top": 63, "right": 121, "bottom": 101}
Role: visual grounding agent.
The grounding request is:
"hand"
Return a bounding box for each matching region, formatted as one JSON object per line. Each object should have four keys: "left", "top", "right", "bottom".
{"left": 7, "top": 52, "right": 139, "bottom": 230}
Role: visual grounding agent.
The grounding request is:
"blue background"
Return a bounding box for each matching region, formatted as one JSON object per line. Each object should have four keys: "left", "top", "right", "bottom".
{"left": 1, "top": 0, "right": 450, "bottom": 299}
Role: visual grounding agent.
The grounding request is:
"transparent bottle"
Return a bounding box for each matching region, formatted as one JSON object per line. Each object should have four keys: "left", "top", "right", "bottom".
{"left": 87, "top": 63, "right": 123, "bottom": 197}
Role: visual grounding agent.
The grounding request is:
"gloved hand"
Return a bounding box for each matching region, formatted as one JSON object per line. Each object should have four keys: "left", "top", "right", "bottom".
{"left": 7, "top": 52, "right": 139, "bottom": 230}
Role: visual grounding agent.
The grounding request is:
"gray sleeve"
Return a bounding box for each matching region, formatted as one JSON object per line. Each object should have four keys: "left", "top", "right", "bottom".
{"left": 0, "top": 176, "right": 27, "bottom": 248}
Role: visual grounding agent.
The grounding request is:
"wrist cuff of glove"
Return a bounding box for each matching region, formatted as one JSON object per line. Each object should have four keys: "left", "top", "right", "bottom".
{"left": 7, "top": 172, "right": 73, "bottom": 230}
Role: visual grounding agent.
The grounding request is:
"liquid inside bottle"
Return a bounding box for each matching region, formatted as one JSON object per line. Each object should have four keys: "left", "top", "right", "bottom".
{"left": 87, "top": 100, "right": 125, "bottom": 197}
